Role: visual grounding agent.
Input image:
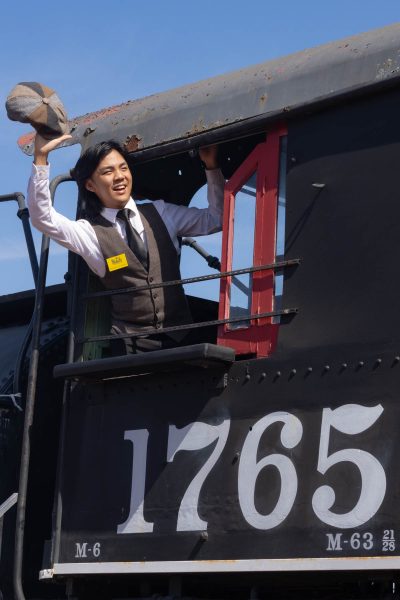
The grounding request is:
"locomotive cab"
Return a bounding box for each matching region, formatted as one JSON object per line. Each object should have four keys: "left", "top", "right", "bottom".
{"left": 74, "top": 126, "right": 291, "bottom": 366}
{"left": 50, "top": 133, "right": 295, "bottom": 398}
{"left": 6, "top": 22, "right": 400, "bottom": 600}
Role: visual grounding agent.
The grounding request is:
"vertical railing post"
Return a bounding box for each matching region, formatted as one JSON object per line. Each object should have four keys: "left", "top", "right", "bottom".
{"left": 13, "top": 174, "right": 73, "bottom": 600}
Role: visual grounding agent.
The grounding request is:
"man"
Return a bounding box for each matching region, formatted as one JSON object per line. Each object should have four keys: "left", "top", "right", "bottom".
{"left": 28, "top": 134, "right": 225, "bottom": 353}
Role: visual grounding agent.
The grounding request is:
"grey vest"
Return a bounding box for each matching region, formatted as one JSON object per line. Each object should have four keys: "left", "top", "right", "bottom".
{"left": 89, "top": 204, "right": 192, "bottom": 335}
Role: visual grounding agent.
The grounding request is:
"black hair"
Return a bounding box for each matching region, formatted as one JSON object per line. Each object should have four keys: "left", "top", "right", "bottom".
{"left": 71, "top": 140, "right": 131, "bottom": 218}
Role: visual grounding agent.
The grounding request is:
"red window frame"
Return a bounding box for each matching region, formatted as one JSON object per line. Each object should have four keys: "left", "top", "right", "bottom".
{"left": 217, "top": 125, "right": 287, "bottom": 357}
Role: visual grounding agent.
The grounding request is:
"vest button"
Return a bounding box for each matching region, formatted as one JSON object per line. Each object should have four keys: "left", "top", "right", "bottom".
{"left": 153, "top": 292, "right": 158, "bottom": 299}
{"left": 155, "top": 323, "right": 161, "bottom": 329}
{"left": 149, "top": 276, "right": 154, "bottom": 283}
{"left": 155, "top": 308, "right": 159, "bottom": 314}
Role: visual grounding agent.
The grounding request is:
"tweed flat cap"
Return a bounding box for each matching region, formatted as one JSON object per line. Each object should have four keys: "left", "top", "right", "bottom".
{"left": 6, "top": 82, "right": 68, "bottom": 140}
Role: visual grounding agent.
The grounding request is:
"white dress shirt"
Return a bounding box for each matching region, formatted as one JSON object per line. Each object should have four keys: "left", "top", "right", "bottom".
{"left": 27, "top": 164, "right": 225, "bottom": 278}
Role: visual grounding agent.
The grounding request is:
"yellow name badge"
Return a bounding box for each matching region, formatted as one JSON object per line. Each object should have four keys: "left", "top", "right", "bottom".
{"left": 106, "top": 253, "right": 128, "bottom": 272}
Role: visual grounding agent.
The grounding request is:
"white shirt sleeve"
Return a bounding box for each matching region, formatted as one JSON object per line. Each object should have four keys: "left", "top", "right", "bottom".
{"left": 152, "top": 168, "right": 225, "bottom": 246}
{"left": 27, "top": 164, "right": 106, "bottom": 277}
{"left": 27, "top": 164, "right": 225, "bottom": 274}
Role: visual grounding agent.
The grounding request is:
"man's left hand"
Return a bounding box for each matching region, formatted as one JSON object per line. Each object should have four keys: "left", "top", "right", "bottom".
{"left": 199, "top": 144, "right": 219, "bottom": 170}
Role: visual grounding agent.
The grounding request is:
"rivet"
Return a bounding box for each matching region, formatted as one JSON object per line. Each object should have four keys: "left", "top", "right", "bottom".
{"left": 276, "top": 371, "right": 281, "bottom": 378}
{"left": 260, "top": 372, "right": 267, "bottom": 380}
{"left": 323, "top": 365, "right": 330, "bottom": 373}
{"left": 245, "top": 373, "right": 251, "bottom": 382}
{"left": 341, "top": 362, "right": 348, "bottom": 370}
{"left": 290, "top": 369, "right": 297, "bottom": 375}
{"left": 200, "top": 531, "right": 208, "bottom": 541}
{"left": 312, "top": 182, "right": 326, "bottom": 189}
{"left": 357, "top": 361, "right": 364, "bottom": 370}
{"left": 374, "top": 358, "right": 382, "bottom": 369}
{"left": 393, "top": 356, "right": 400, "bottom": 365}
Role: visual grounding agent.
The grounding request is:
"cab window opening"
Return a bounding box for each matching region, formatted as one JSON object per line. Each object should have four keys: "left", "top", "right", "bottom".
{"left": 80, "top": 133, "right": 268, "bottom": 360}
{"left": 179, "top": 183, "right": 222, "bottom": 304}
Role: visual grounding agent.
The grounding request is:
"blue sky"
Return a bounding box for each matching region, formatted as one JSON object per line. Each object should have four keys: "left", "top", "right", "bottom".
{"left": 0, "top": 1, "right": 399, "bottom": 297}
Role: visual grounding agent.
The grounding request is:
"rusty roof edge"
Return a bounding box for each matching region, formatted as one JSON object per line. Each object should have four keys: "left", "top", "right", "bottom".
{"left": 124, "top": 73, "right": 400, "bottom": 165}
{"left": 18, "top": 23, "right": 400, "bottom": 157}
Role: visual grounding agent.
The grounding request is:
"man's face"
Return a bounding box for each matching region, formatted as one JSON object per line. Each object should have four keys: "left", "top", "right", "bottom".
{"left": 85, "top": 149, "right": 133, "bottom": 209}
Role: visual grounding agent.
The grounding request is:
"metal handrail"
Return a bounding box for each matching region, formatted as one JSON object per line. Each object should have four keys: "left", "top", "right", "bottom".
{"left": 82, "top": 259, "right": 301, "bottom": 300}
{"left": 50, "top": 251, "right": 80, "bottom": 571}
{"left": 79, "top": 258, "right": 300, "bottom": 345}
{"left": 0, "top": 192, "right": 39, "bottom": 285}
{"left": 13, "top": 174, "right": 73, "bottom": 600}
{"left": 0, "top": 191, "right": 38, "bottom": 600}
{"left": 78, "top": 307, "right": 298, "bottom": 345}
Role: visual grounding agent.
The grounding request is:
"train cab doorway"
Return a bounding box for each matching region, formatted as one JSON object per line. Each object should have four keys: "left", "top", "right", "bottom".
{"left": 74, "top": 129, "right": 291, "bottom": 363}
{"left": 76, "top": 127, "right": 295, "bottom": 363}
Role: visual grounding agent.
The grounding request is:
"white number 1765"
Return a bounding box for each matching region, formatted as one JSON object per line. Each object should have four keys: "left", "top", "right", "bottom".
{"left": 117, "top": 404, "right": 386, "bottom": 534}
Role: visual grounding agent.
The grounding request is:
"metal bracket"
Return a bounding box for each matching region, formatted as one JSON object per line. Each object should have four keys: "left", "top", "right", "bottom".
{"left": 0, "top": 393, "right": 22, "bottom": 411}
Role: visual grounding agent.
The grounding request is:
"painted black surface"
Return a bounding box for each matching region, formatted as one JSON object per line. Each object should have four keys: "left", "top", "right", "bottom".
{"left": 0, "top": 291, "right": 69, "bottom": 600}
{"left": 49, "top": 87, "right": 400, "bottom": 572}
{"left": 279, "top": 87, "right": 400, "bottom": 353}
{"left": 68, "top": 571, "right": 400, "bottom": 600}
{"left": 0, "top": 284, "right": 67, "bottom": 328}
{"left": 56, "top": 341, "right": 400, "bottom": 565}
{"left": 5, "top": 55, "right": 400, "bottom": 600}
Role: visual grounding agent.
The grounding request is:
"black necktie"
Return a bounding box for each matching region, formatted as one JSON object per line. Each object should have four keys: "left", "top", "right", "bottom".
{"left": 117, "top": 208, "right": 148, "bottom": 270}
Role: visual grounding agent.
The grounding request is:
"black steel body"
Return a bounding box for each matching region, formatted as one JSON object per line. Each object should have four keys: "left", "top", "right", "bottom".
{"left": 54, "top": 348, "right": 400, "bottom": 567}
{"left": 45, "top": 84, "right": 400, "bottom": 582}
{"left": 0, "top": 286, "right": 68, "bottom": 600}
{"left": 3, "top": 22, "right": 400, "bottom": 600}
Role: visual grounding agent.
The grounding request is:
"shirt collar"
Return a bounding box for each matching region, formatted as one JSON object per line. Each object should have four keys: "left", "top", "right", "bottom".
{"left": 100, "top": 197, "right": 138, "bottom": 224}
